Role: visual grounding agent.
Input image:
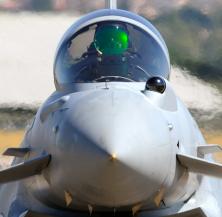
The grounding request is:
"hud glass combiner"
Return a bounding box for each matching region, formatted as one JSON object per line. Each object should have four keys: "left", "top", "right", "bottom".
{"left": 94, "top": 25, "right": 129, "bottom": 55}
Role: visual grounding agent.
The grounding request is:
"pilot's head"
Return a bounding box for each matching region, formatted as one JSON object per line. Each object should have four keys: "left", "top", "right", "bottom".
{"left": 54, "top": 10, "right": 170, "bottom": 90}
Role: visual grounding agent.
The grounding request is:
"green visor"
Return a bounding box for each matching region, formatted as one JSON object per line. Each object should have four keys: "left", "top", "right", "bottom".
{"left": 94, "top": 25, "right": 129, "bottom": 55}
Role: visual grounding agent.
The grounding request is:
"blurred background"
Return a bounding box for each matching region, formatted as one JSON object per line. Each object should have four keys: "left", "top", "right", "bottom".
{"left": 0, "top": 0, "right": 221, "bottom": 157}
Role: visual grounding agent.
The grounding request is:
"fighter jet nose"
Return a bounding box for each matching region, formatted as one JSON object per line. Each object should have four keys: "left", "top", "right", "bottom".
{"left": 52, "top": 89, "right": 173, "bottom": 208}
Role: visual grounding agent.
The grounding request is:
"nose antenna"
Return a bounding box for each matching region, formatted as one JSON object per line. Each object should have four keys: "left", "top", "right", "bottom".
{"left": 105, "top": 0, "right": 117, "bottom": 9}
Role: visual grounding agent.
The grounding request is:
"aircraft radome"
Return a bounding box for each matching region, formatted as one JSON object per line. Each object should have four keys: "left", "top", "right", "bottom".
{"left": 1, "top": 0, "right": 222, "bottom": 216}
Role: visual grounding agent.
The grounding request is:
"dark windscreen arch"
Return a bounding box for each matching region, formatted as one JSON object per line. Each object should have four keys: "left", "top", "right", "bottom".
{"left": 54, "top": 21, "right": 170, "bottom": 85}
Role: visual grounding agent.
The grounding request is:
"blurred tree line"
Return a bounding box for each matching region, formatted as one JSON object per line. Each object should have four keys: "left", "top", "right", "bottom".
{"left": 24, "top": 0, "right": 105, "bottom": 12}
{"left": 30, "top": 0, "right": 52, "bottom": 11}
{"left": 153, "top": 7, "right": 222, "bottom": 89}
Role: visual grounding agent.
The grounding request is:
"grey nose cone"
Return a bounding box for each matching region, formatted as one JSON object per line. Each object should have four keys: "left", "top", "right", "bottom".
{"left": 50, "top": 89, "right": 172, "bottom": 208}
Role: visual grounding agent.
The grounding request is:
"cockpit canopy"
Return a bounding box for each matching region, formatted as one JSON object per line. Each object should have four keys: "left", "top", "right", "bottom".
{"left": 54, "top": 11, "right": 170, "bottom": 89}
